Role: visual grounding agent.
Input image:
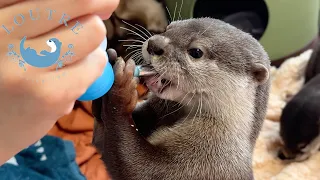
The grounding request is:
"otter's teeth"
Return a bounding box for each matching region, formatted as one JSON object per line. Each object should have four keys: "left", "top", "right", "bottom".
{"left": 144, "top": 76, "right": 162, "bottom": 93}
{"left": 143, "top": 73, "right": 171, "bottom": 94}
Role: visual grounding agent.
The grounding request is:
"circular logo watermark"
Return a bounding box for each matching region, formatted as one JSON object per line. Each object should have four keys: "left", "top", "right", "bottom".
{"left": 2, "top": 8, "right": 84, "bottom": 84}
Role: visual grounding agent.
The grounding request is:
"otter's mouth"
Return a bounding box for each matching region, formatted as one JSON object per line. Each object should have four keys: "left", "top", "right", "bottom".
{"left": 139, "top": 65, "right": 173, "bottom": 94}
{"left": 144, "top": 75, "right": 172, "bottom": 94}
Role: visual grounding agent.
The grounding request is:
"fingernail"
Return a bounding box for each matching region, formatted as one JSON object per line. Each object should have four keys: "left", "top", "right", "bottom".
{"left": 97, "top": 13, "right": 112, "bottom": 20}
{"left": 99, "top": 37, "right": 107, "bottom": 51}
{"left": 99, "top": 36, "right": 109, "bottom": 64}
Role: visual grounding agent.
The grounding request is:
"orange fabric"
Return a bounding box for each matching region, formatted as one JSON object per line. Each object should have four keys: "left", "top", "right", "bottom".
{"left": 48, "top": 84, "right": 148, "bottom": 179}
{"left": 136, "top": 83, "right": 148, "bottom": 97}
{"left": 48, "top": 101, "right": 111, "bottom": 180}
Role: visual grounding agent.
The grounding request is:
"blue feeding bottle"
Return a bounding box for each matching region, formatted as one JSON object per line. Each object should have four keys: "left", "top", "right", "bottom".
{"left": 77, "top": 37, "right": 146, "bottom": 101}
{"left": 77, "top": 37, "right": 114, "bottom": 101}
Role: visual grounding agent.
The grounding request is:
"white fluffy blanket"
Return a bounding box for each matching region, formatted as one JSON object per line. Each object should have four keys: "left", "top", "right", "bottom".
{"left": 253, "top": 49, "right": 320, "bottom": 180}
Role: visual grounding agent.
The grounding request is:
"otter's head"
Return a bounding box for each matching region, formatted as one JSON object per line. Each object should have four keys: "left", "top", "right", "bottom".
{"left": 279, "top": 97, "right": 320, "bottom": 162}
{"left": 142, "top": 18, "right": 270, "bottom": 109}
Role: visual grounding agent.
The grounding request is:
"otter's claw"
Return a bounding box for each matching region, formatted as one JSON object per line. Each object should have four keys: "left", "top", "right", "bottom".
{"left": 107, "top": 57, "right": 139, "bottom": 114}
{"left": 107, "top": 48, "right": 118, "bottom": 66}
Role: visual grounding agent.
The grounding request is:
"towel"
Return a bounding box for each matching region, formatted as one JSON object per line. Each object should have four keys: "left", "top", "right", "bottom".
{"left": 0, "top": 135, "right": 86, "bottom": 180}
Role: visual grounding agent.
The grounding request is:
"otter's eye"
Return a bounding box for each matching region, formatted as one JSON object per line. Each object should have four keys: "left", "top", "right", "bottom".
{"left": 188, "top": 48, "right": 203, "bottom": 59}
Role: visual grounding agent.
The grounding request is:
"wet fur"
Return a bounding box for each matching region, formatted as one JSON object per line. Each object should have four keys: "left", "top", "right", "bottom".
{"left": 93, "top": 18, "right": 271, "bottom": 180}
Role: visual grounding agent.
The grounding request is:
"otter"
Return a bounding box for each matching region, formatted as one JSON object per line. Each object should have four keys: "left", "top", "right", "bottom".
{"left": 305, "top": 40, "right": 320, "bottom": 84}
{"left": 92, "top": 17, "right": 271, "bottom": 180}
{"left": 278, "top": 74, "right": 320, "bottom": 161}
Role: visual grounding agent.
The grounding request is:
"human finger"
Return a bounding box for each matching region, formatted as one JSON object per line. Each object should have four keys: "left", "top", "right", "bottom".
{"left": 0, "top": 0, "right": 24, "bottom": 8}
{"left": 0, "top": 0, "right": 119, "bottom": 38}
{"left": 37, "top": 47, "right": 108, "bottom": 102}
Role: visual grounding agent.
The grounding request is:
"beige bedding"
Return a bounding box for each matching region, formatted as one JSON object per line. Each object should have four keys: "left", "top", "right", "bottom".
{"left": 253, "top": 49, "right": 320, "bottom": 180}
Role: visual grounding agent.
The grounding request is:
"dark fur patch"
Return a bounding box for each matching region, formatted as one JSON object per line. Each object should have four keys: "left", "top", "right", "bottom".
{"left": 280, "top": 74, "right": 320, "bottom": 157}
{"left": 305, "top": 41, "right": 320, "bottom": 84}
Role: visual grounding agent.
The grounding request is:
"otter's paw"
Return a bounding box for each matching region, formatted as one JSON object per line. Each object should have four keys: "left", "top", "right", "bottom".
{"left": 108, "top": 57, "right": 138, "bottom": 113}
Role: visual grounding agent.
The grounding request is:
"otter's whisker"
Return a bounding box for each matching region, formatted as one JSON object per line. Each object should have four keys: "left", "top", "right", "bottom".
{"left": 182, "top": 97, "right": 196, "bottom": 123}
{"left": 188, "top": 92, "right": 196, "bottom": 105}
{"left": 165, "top": 6, "right": 172, "bottom": 23}
{"left": 134, "top": 54, "right": 144, "bottom": 64}
{"left": 178, "top": 0, "right": 184, "bottom": 21}
{"left": 126, "top": 46, "right": 141, "bottom": 51}
{"left": 198, "top": 22, "right": 214, "bottom": 37}
{"left": 160, "top": 92, "right": 192, "bottom": 119}
{"left": 129, "top": 55, "right": 142, "bottom": 63}
{"left": 130, "top": 51, "right": 142, "bottom": 58}
{"left": 173, "top": 91, "right": 190, "bottom": 107}
{"left": 159, "top": 70, "right": 168, "bottom": 79}
{"left": 157, "top": 70, "right": 168, "bottom": 86}
{"left": 192, "top": 98, "right": 201, "bottom": 124}
{"left": 119, "top": 39, "right": 145, "bottom": 44}
{"left": 125, "top": 49, "right": 141, "bottom": 59}
{"left": 172, "top": 2, "right": 178, "bottom": 22}
{"left": 120, "top": 27, "right": 147, "bottom": 41}
{"left": 135, "top": 24, "right": 153, "bottom": 38}
{"left": 123, "top": 45, "right": 143, "bottom": 47}
{"left": 152, "top": 61, "right": 166, "bottom": 73}
{"left": 130, "top": 52, "right": 143, "bottom": 61}
{"left": 199, "top": 92, "right": 203, "bottom": 119}
{"left": 136, "top": 57, "right": 144, "bottom": 65}
{"left": 161, "top": 79, "right": 171, "bottom": 92}
{"left": 155, "top": 64, "right": 168, "bottom": 77}
{"left": 122, "top": 20, "right": 150, "bottom": 40}
{"left": 166, "top": 71, "right": 173, "bottom": 92}
{"left": 129, "top": 51, "right": 143, "bottom": 64}
{"left": 126, "top": 33, "right": 146, "bottom": 41}
{"left": 160, "top": 100, "right": 185, "bottom": 119}
{"left": 215, "top": 89, "right": 229, "bottom": 109}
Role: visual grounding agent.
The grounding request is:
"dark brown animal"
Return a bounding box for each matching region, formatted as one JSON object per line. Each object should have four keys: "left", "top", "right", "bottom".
{"left": 305, "top": 40, "right": 320, "bottom": 84}
{"left": 278, "top": 74, "right": 320, "bottom": 162}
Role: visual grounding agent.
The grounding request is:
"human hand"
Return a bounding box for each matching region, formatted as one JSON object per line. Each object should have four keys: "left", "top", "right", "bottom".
{"left": 0, "top": 0, "right": 119, "bottom": 165}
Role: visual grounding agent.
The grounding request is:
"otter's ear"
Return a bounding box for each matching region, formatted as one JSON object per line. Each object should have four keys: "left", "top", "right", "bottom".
{"left": 251, "top": 63, "right": 269, "bottom": 85}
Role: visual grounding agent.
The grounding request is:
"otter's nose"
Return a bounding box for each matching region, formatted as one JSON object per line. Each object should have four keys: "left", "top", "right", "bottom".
{"left": 147, "top": 39, "right": 164, "bottom": 56}
{"left": 278, "top": 149, "right": 295, "bottom": 160}
{"left": 278, "top": 150, "right": 287, "bottom": 160}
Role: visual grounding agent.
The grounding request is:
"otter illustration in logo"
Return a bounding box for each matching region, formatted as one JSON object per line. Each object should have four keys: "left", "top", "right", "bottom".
{"left": 19, "top": 36, "right": 62, "bottom": 68}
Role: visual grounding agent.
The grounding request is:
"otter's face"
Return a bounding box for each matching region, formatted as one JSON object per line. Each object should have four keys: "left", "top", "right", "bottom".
{"left": 279, "top": 126, "right": 320, "bottom": 162}
{"left": 141, "top": 18, "right": 269, "bottom": 103}
{"left": 278, "top": 133, "right": 317, "bottom": 162}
